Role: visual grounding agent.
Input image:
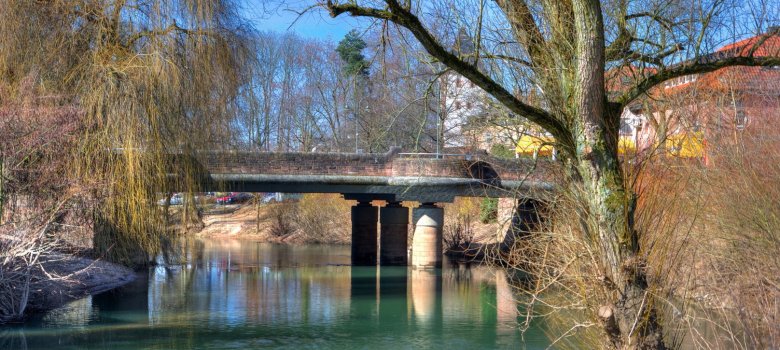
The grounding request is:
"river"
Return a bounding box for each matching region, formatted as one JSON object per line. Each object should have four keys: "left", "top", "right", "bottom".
{"left": 1, "top": 239, "right": 552, "bottom": 349}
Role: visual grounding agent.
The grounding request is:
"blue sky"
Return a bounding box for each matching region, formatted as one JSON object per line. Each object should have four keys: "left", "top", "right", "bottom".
{"left": 241, "top": 2, "right": 365, "bottom": 41}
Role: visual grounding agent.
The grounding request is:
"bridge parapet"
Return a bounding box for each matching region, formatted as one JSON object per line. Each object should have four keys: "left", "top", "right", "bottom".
{"left": 196, "top": 147, "right": 401, "bottom": 176}
{"left": 475, "top": 156, "right": 556, "bottom": 182}
{"left": 390, "top": 154, "right": 555, "bottom": 182}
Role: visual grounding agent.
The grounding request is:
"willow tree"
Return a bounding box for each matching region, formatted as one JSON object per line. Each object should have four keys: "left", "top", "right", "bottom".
{"left": 321, "top": 0, "right": 780, "bottom": 348}
{"left": 0, "top": 1, "right": 258, "bottom": 264}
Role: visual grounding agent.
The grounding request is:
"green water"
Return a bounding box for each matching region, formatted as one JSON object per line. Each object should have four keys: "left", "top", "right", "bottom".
{"left": 1, "top": 240, "right": 551, "bottom": 349}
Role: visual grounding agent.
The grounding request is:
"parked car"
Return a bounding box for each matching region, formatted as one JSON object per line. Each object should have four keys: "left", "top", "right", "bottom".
{"left": 261, "top": 193, "right": 302, "bottom": 203}
{"left": 215, "top": 192, "right": 254, "bottom": 205}
{"left": 157, "top": 193, "right": 183, "bottom": 206}
{"left": 215, "top": 193, "right": 234, "bottom": 205}
{"left": 230, "top": 193, "right": 254, "bottom": 204}
{"left": 261, "top": 193, "right": 278, "bottom": 203}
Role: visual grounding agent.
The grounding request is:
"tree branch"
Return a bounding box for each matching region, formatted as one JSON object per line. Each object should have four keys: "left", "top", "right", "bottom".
{"left": 494, "top": 0, "right": 547, "bottom": 67}
{"left": 619, "top": 43, "right": 683, "bottom": 66}
{"left": 326, "top": 1, "right": 397, "bottom": 20}
{"left": 479, "top": 53, "right": 532, "bottom": 67}
{"left": 325, "top": 0, "right": 574, "bottom": 150}
{"left": 126, "top": 22, "right": 216, "bottom": 46}
{"left": 605, "top": 26, "right": 633, "bottom": 62}
{"left": 626, "top": 12, "right": 674, "bottom": 31}
{"left": 744, "top": 27, "right": 780, "bottom": 56}
{"left": 617, "top": 55, "right": 780, "bottom": 106}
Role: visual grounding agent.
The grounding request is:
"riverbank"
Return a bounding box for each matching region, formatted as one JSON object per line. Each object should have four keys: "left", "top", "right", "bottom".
{"left": 195, "top": 204, "right": 317, "bottom": 243}
{"left": 194, "top": 199, "right": 505, "bottom": 248}
{"left": 1, "top": 251, "right": 136, "bottom": 323}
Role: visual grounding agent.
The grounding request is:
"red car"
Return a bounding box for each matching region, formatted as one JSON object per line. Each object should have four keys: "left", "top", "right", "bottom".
{"left": 216, "top": 192, "right": 253, "bottom": 205}
{"left": 215, "top": 193, "right": 234, "bottom": 205}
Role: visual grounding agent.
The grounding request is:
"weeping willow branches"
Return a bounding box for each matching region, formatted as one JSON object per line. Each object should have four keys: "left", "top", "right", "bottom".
{"left": 0, "top": 0, "right": 259, "bottom": 264}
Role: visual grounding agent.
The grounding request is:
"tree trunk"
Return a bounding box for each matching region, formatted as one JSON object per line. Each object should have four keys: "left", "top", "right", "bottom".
{"left": 182, "top": 192, "right": 202, "bottom": 232}
{"left": 572, "top": 1, "right": 664, "bottom": 348}
{"left": 0, "top": 157, "right": 5, "bottom": 224}
{"left": 163, "top": 192, "right": 172, "bottom": 228}
{"left": 656, "top": 119, "right": 668, "bottom": 157}
{"left": 570, "top": 156, "right": 662, "bottom": 346}
{"left": 256, "top": 195, "right": 262, "bottom": 234}
{"left": 568, "top": 104, "right": 664, "bottom": 349}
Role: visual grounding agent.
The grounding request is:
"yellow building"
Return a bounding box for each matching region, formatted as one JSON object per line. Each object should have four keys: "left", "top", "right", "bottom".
{"left": 514, "top": 135, "right": 636, "bottom": 157}
{"left": 513, "top": 133, "right": 703, "bottom": 158}
{"left": 515, "top": 135, "right": 555, "bottom": 157}
{"left": 665, "top": 131, "right": 705, "bottom": 158}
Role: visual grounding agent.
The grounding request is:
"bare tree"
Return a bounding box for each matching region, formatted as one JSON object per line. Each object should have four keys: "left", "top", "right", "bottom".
{"left": 240, "top": 28, "right": 439, "bottom": 153}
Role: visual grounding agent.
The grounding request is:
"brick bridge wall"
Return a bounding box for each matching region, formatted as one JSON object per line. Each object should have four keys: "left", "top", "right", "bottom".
{"left": 193, "top": 148, "right": 555, "bottom": 182}
{"left": 198, "top": 149, "right": 396, "bottom": 176}
{"left": 390, "top": 157, "right": 554, "bottom": 182}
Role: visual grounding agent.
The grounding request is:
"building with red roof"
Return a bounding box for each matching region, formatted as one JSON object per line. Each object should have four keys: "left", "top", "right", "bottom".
{"left": 624, "top": 29, "right": 780, "bottom": 160}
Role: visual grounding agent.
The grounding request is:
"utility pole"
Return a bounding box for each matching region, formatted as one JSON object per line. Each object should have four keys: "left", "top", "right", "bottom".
{"left": 436, "top": 77, "right": 443, "bottom": 158}
{"left": 354, "top": 77, "right": 359, "bottom": 153}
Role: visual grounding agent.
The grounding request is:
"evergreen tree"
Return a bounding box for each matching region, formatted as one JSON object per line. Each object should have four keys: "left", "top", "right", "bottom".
{"left": 336, "top": 30, "right": 369, "bottom": 76}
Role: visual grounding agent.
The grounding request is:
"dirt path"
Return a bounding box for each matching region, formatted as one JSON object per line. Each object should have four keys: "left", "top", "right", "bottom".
{"left": 197, "top": 205, "right": 268, "bottom": 239}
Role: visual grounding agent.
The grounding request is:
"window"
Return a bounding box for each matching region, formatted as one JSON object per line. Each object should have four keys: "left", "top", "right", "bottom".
{"left": 619, "top": 119, "right": 633, "bottom": 136}
{"left": 664, "top": 74, "right": 699, "bottom": 89}
{"left": 736, "top": 111, "right": 747, "bottom": 130}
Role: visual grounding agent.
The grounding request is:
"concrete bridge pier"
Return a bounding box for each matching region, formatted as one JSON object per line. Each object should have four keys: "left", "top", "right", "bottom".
{"left": 380, "top": 202, "right": 409, "bottom": 266}
{"left": 351, "top": 201, "right": 378, "bottom": 266}
{"left": 411, "top": 203, "right": 444, "bottom": 269}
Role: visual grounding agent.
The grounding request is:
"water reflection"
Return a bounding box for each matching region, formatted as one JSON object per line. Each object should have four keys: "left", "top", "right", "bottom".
{"left": 5, "top": 239, "right": 551, "bottom": 349}
{"left": 411, "top": 268, "right": 440, "bottom": 326}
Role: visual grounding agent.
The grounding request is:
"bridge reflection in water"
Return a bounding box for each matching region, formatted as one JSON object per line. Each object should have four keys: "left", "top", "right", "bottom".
{"left": 8, "top": 239, "right": 553, "bottom": 349}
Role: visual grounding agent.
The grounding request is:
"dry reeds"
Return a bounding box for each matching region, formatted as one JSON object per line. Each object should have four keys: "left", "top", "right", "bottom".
{"left": 294, "top": 194, "right": 352, "bottom": 243}
{"left": 500, "top": 132, "right": 780, "bottom": 348}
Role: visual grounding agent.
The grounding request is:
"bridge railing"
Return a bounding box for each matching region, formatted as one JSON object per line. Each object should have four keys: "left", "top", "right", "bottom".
{"left": 397, "top": 152, "right": 477, "bottom": 160}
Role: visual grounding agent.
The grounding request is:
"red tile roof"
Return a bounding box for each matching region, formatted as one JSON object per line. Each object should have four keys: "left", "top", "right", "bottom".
{"left": 716, "top": 32, "right": 780, "bottom": 57}
{"left": 606, "top": 33, "right": 780, "bottom": 100}
{"left": 697, "top": 66, "right": 780, "bottom": 92}
{"left": 658, "top": 33, "right": 780, "bottom": 95}
{"left": 693, "top": 33, "right": 780, "bottom": 92}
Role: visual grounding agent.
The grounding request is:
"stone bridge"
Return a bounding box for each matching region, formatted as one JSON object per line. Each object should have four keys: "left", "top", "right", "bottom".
{"left": 193, "top": 147, "right": 555, "bottom": 202}
{"left": 173, "top": 148, "right": 556, "bottom": 269}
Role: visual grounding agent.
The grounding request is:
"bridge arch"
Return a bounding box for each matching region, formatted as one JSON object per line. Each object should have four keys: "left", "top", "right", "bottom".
{"left": 466, "top": 161, "right": 500, "bottom": 185}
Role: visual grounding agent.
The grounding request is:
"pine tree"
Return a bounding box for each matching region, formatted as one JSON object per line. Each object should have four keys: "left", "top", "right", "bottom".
{"left": 336, "top": 30, "right": 369, "bottom": 77}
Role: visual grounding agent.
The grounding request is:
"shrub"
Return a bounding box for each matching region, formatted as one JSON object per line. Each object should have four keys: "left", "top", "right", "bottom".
{"left": 294, "top": 194, "right": 351, "bottom": 243}
{"left": 443, "top": 197, "right": 479, "bottom": 252}
{"left": 443, "top": 215, "right": 476, "bottom": 252}
{"left": 479, "top": 197, "right": 498, "bottom": 224}
{"left": 490, "top": 143, "right": 516, "bottom": 159}
{"left": 267, "top": 202, "right": 296, "bottom": 237}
